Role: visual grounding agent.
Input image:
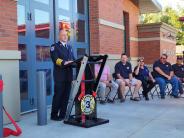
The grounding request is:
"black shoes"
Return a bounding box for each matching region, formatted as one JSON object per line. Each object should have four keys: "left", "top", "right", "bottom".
{"left": 161, "top": 95, "right": 165, "bottom": 99}
{"left": 130, "top": 97, "right": 140, "bottom": 101}
{"left": 170, "top": 93, "right": 180, "bottom": 98}
{"left": 120, "top": 98, "right": 125, "bottom": 103}
{"left": 100, "top": 100, "right": 106, "bottom": 104}
{"left": 107, "top": 99, "right": 114, "bottom": 103}
{"left": 143, "top": 94, "right": 149, "bottom": 101}
{"left": 50, "top": 116, "right": 64, "bottom": 121}
{"left": 145, "top": 96, "right": 149, "bottom": 101}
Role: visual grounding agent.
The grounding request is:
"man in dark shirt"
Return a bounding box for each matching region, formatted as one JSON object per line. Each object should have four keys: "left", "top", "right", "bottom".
{"left": 115, "top": 53, "right": 142, "bottom": 102}
{"left": 172, "top": 56, "right": 184, "bottom": 96}
{"left": 153, "top": 54, "right": 179, "bottom": 99}
{"left": 50, "top": 29, "right": 75, "bottom": 121}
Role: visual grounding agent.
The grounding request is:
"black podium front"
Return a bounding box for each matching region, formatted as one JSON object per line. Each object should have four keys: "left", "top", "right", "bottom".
{"left": 63, "top": 55, "right": 109, "bottom": 128}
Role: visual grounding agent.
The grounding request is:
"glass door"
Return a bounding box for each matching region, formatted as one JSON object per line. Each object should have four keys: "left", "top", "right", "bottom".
{"left": 18, "top": 0, "right": 33, "bottom": 112}
{"left": 18, "top": 0, "right": 54, "bottom": 112}
{"left": 55, "top": 0, "right": 89, "bottom": 58}
{"left": 30, "top": 0, "right": 54, "bottom": 109}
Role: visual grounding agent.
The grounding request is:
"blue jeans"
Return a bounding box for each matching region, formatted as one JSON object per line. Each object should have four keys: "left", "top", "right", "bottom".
{"left": 155, "top": 76, "right": 179, "bottom": 96}
{"left": 178, "top": 78, "right": 184, "bottom": 94}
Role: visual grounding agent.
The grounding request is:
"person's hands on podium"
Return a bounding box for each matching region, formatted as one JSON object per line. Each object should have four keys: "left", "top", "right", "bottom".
{"left": 64, "top": 61, "right": 73, "bottom": 65}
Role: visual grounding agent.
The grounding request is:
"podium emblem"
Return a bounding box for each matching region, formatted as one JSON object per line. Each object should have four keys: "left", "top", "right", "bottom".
{"left": 81, "top": 94, "right": 95, "bottom": 115}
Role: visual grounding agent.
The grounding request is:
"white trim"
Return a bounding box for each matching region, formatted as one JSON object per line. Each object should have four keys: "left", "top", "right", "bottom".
{"left": 130, "top": 37, "right": 139, "bottom": 41}
{"left": 107, "top": 54, "right": 121, "bottom": 60}
{"left": 91, "top": 54, "right": 121, "bottom": 60}
{"left": 99, "top": 18, "right": 125, "bottom": 30}
{"left": 138, "top": 37, "right": 160, "bottom": 41}
{"left": 129, "top": 57, "right": 139, "bottom": 60}
{"left": 161, "top": 38, "right": 176, "bottom": 44}
{"left": 130, "top": 37, "right": 176, "bottom": 44}
{"left": 0, "top": 50, "right": 21, "bottom": 60}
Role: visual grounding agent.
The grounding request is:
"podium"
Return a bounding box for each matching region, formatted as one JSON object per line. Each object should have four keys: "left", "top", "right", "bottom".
{"left": 64, "top": 55, "right": 109, "bottom": 128}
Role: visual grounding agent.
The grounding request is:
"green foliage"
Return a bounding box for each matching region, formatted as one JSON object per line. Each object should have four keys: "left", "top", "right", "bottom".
{"left": 141, "top": 7, "right": 184, "bottom": 45}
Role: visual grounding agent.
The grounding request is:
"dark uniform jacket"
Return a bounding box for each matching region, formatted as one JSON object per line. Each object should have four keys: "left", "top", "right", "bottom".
{"left": 172, "top": 64, "right": 184, "bottom": 78}
{"left": 50, "top": 41, "right": 75, "bottom": 82}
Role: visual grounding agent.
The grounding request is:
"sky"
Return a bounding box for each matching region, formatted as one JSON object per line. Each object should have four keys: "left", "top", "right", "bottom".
{"left": 157, "top": 0, "right": 184, "bottom": 10}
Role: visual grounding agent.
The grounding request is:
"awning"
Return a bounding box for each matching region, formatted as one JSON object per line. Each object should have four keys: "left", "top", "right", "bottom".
{"left": 138, "top": 0, "right": 162, "bottom": 14}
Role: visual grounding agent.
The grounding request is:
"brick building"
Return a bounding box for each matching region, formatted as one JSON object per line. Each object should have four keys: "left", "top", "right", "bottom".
{"left": 0, "top": 0, "right": 177, "bottom": 123}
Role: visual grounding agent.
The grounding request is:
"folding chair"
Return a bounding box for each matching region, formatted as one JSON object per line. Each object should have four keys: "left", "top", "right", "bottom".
{"left": 165, "top": 84, "right": 172, "bottom": 95}
{"left": 96, "top": 85, "right": 111, "bottom": 101}
{"left": 151, "top": 84, "right": 160, "bottom": 99}
{"left": 150, "top": 71, "right": 171, "bottom": 98}
{"left": 105, "top": 86, "right": 112, "bottom": 101}
{"left": 107, "top": 73, "right": 141, "bottom": 101}
{"left": 125, "top": 86, "right": 133, "bottom": 99}
{"left": 104, "top": 73, "right": 120, "bottom": 102}
{"left": 139, "top": 85, "right": 155, "bottom": 100}
{"left": 151, "top": 83, "right": 171, "bottom": 99}
{"left": 106, "top": 86, "right": 132, "bottom": 101}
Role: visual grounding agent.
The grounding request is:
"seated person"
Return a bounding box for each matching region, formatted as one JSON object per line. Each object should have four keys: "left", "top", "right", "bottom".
{"left": 153, "top": 54, "right": 180, "bottom": 99}
{"left": 95, "top": 61, "right": 118, "bottom": 104}
{"left": 172, "top": 56, "right": 184, "bottom": 97}
{"left": 134, "top": 57, "right": 156, "bottom": 101}
{"left": 115, "top": 53, "right": 142, "bottom": 102}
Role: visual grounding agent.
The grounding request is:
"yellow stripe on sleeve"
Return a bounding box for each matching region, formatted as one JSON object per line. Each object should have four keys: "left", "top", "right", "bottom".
{"left": 56, "top": 58, "right": 63, "bottom": 66}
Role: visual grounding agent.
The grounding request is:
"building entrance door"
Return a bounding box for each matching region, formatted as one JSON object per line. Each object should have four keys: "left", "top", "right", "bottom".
{"left": 55, "top": 0, "right": 89, "bottom": 58}
{"left": 18, "top": 0, "right": 54, "bottom": 112}
{"left": 18, "top": 0, "right": 89, "bottom": 112}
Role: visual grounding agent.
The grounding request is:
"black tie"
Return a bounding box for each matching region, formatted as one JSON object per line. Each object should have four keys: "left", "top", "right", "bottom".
{"left": 65, "top": 44, "right": 68, "bottom": 49}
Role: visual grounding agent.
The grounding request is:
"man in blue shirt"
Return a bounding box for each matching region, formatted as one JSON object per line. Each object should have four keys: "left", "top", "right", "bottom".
{"left": 153, "top": 54, "right": 179, "bottom": 99}
{"left": 172, "top": 56, "right": 184, "bottom": 97}
{"left": 115, "top": 53, "right": 142, "bottom": 102}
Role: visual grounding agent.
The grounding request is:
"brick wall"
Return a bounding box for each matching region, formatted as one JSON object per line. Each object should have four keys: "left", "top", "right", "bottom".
{"left": 0, "top": 0, "right": 18, "bottom": 50}
{"left": 139, "top": 40, "right": 160, "bottom": 64}
{"left": 89, "top": 0, "right": 100, "bottom": 54}
{"left": 89, "top": 0, "right": 140, "bottom": 56}
{"left": 89, "top": 1, "right": 177, "bottom": 68}
{"left": 138, "top": 23, "right": 177, "bottom": 64}
{"left": 122, "top": 0, "right": 139, "bottom": 57}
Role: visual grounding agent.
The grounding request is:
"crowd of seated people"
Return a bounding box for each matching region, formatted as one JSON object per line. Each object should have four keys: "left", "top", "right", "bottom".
{"left": 95, "top": 53, "right": 184, "bottom": 104}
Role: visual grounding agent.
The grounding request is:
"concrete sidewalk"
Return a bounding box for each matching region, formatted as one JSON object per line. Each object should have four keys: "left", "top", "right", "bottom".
{"left": 6, "top": 97, "right": 184, "bottom": 138}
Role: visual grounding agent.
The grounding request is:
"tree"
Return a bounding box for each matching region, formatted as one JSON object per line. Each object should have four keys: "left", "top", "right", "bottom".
{"left": 141, "top": 7, "right": 184, "bottom": 45}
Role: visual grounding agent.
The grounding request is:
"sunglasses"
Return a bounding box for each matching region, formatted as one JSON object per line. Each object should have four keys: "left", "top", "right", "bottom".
{"left": 161, "top": 57, "right": 167, "bottom": 60}
{"left": 177, "top": 58, "right": 183, "bottom": 60}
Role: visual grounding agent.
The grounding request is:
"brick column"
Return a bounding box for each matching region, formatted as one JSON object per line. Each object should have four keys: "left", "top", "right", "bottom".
{"left": 89, "top": 0, "right": 100, "bottom": 54}
{"left": 0, "top": 0, "right": 21, "bottom": 124}
{"left": 0, "top": 0, "right": 18, "bottom": 50}
{"left": 138, "top": 23, "right": 177, "bottom": 64}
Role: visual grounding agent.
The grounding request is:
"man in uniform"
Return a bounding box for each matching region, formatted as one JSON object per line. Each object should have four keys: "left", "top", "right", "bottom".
{"left": 50, "top": 29, "right": 75, "bottom": 121}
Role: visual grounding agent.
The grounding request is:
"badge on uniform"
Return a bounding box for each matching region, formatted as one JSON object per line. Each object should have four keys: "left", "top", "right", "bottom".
{"left": 127, "top": 67, "right": 129, "bottom": 70}
{"left": 50, "top": 46, "right": 55, "bottom": 51}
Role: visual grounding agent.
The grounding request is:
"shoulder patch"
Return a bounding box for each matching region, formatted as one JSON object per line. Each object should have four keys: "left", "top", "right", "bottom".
{"left": 50, "top": 46, "right": 55, "bottom": 51}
